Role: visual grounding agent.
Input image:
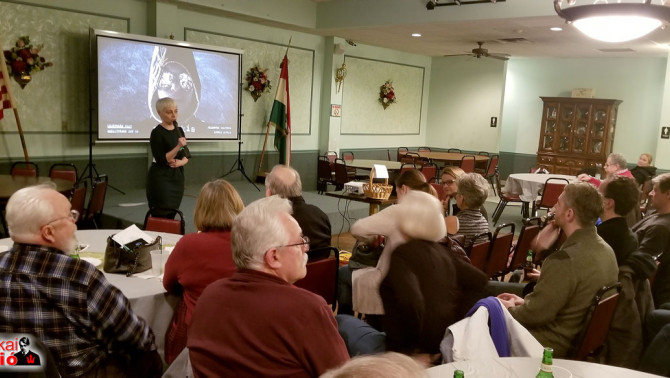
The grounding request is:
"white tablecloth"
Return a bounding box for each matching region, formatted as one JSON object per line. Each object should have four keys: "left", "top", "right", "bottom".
{"left": 426, "top": 357, "right": 662, "bottom": 378}
{"left": 0, "top": 229, "right": 183, "bottom": 362}
{"left": 504, "top": 173, "right": 576, "bottom": 202}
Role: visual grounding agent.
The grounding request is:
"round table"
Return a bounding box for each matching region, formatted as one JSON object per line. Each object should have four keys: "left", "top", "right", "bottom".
{"left": 0, "top": 174, "right": 74, "bottom": 200}
{"left": 0, "top": 229, "right": 183, "bottom": 362}
{"left": 347, "top": 159, "right": 403, "bottom": 171}
{"left": 426, "top": 357, "right": 662, "bottom": 378}
{"left": 504, "top": 173, "right": 576, "bottom": 202}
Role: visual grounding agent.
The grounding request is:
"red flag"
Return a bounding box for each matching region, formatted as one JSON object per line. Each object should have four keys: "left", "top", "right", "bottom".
{"left": 0, "top": 51, "right": 17, "bottom": 120}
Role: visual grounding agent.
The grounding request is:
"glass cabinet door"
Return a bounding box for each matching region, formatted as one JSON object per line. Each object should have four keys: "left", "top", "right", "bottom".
{"left": 589, "top": 106, "right": 609, "bottom": 155}
{"left": 557, "top": 104, "right": 575, "bottom": 153}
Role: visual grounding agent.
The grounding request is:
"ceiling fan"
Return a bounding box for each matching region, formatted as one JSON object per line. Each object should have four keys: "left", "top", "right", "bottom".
{"left": 446, "top": 41, "right": 510, "bottom": 61}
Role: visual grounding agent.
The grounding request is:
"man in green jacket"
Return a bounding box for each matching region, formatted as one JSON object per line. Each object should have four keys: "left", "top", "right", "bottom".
{"left": 498, "top": 182, "right": 618, "bottom": 358}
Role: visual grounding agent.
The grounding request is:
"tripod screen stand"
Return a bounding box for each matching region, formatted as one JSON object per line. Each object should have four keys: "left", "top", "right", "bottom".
{"left": 222, "top": 140, "right": 260, "bottom": 191}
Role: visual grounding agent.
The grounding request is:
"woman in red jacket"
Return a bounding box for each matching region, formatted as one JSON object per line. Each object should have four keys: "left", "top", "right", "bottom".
{"left": 162, "top": 179, "right": 244, "bottom": 363}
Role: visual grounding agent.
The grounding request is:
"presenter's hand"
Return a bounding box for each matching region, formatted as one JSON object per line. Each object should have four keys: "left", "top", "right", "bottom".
{"left": 178, "top": 137, "right": 187, "bottom": 147}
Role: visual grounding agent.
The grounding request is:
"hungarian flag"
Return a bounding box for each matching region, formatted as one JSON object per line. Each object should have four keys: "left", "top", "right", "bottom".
{"left": 269, "top": 54, "right": 291, "bottom": 165}
{"left": 0, "top": 52, "right": 16, "bottom": 120}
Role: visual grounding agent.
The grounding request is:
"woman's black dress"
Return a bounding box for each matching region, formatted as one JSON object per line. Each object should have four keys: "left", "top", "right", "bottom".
{"left": 146, "top": 125, "right": 186, "bottom": 213}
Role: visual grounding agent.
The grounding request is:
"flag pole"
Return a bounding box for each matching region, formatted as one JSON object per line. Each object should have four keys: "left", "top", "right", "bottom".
{"left": 0, "top": 49, "right": 29, "bottom": 162}
{"left": 257, "top": 37, "right": 292, "bottom": 176}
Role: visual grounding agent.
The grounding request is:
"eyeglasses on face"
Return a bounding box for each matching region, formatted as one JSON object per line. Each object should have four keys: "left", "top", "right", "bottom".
{"left": 278, "top": 236, "right": 310, "bottom": 249}
{"left": 46, "top": 209, "right": 79, "bottom": 225}
{"left": 442, "top": 179, "right": 456, "bottom": 185}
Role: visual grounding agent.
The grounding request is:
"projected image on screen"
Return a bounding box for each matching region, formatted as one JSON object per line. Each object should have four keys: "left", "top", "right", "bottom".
{"left": 96, "top": 32, "right": 241, "bottom": 140}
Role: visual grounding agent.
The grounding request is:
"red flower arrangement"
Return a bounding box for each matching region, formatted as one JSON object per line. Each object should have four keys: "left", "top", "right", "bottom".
{"left": 245, "top": 65, "right": 271, "bottom": 102}
{"left": 379, "top": 80, "right": 396, "bottom": 109}
{"left": 3, "top": 36, "right": 53, "bottom": 88}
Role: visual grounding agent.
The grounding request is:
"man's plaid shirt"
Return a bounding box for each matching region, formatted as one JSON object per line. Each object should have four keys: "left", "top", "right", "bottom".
{"left": 0, "top": 243, "right": 156, "bottom": 377}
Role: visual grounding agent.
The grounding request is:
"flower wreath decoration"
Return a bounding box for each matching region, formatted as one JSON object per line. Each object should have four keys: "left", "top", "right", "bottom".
{"left": 378, "top": 80, "right": 396, "bottom": 109}
{"left": 245, "top": 65, "right": 272, "bottom": 102}
{"left": 3, "top": 36, "right": 53, "bottom": 89}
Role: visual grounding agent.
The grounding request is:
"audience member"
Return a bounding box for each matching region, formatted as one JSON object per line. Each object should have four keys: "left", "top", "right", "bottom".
{"left": 632, "top": 172, "right": 670, "bottom": 307}
{"left": 320, "top": 352, "right": 426, "bottom": 378}
{"left": 266, "top": 164, "right": 332, "bottom": 260}
{"left": 631, "top": 152, "right": 657, "bottom": 187}
{"left": 577, "top": 152, "right": 633, "bottom": 187}
{"left": 336, "top": 191, "right": 487, "bottom": 359}
{"left": 162, "top": 179, "right": 244, "bottom": 364}
{"left": 188, "top": 196, "right": 349, "bottom": 377}
{"left": 498, "top": 182, "right": 618, "bottom": 358}
{"left": 440, "top": 166, "right": 488, "bottom": 220}
{"left": 597, "top": 176, "right": 655, "bottom": 368}
{"left": 341, "top": 169, "right": 440, "bottom": 318}
{"left": 0, "top": 185, "right": 161, "bottom": 377}
{"left": 454, "top": 173, "right": 491, "bottom": 248}
{"left": 639, "top": 304, "right": 670, "bottom": 376}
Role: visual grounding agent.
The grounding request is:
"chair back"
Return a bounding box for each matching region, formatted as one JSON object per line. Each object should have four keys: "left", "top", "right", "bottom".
{"left": 10, "top": 161, "right": 38, "bottom": 177}
{"left": 70, "top": 181, "right": 88, "bottom": 221}
{"left": 485, "top": 223, "right": 516, "bottom": 279}
{"left": 400, "top": 163, "right": 416, "bottom": 175}
{"left": 342, "top": 151, "right": 354, "bottom": 161}
{"left": 332, "top": 159, "right": 349, "bottom": 188}
{"left": 508, "top": 217, "right": 541, "bottom": 273}
{"left": 537, "top": 178, "right": 569, "bottom": 209}
{"left": 49, "top": 163, "right": 78, "bottom": 183}
{"left": 530, "top": 165, "right": 549, "bottom": 174}
{"left": 418, "top": 147, "right": 431, "bottom": 153}
{"left": 430, "top": 181, "right": 445, "bottom": 202}
{"left": 293, "top": 247, "right": 339, "bottom": 311}
{"left": 400, "top": 152, "right": 420, "bottom": 164}
{"left": 485, "top": 155, "right": 499, "bottom": 178}
{"left": 397, "top": 147, "right": 409, "bottom": 161}
{"left": 420, "top": 162, "right": 438, "bottom": 182}
{"left": 468, "top": 232, "right": 492, "bottom": 271}
{"left": 571, "top": 283, "right": 622, "bottom": 361}
{"left": 144, "top": 208, "right": 186, "bottom": 235}
{"left": 460, "top": 155, "right": 476, "bottom": 173}
{"left": 448, "top": 148, "right": 462, "bottom": 153}
{"left": 317, "top": 157, "right": 334, "bottom": 194}
{"left": 85, "top": 175, "right": 108, "bottom": 228}
{"left": 325, "top": 151, "right": 338, "bottom": 164}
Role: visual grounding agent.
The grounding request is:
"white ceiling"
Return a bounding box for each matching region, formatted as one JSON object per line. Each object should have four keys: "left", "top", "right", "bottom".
{"left": 184, "top": 0, "right": 670, "bottom": 59}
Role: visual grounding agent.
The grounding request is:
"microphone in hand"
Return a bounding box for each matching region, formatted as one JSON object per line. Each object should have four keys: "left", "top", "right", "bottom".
{"left": 173, "top": 121, "right": 191, "bottom": 158}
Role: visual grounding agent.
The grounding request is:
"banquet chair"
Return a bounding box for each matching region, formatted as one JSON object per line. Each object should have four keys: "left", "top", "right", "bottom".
{"left": 479, "top": 154, "right": 499, "bottom": 195}
{"left": 506, "top": 217, "right": 542, "bottom": 276}
{"left": 294, "top": 247, "right": 339, "bottom": 311}
{"left": 49, "top": 163, "right": 78, "bottom": 183}
{"left": 475, "top": 151, "right": 490, "bottom": 172}
{"left": 325, "top": 151, "right": 338, "bottom": 164}
{"left": 485, "top": 223, "right": 515, "bottom": 280}
{"left": 429, "top": 179, "right": 445, "bottom": 202}
{"left": 467, "top": 232, "right": 492, "bottom": 272}
{"left": 70, "top": 181, "right": 88, "bottom": 227}
{"left": 570, "top": 283, "right": 622, "bottom": 361}
{"left": 400, "top": 163, "right": 416, "bottom": 175}
{"left": 82, "top": 175, "right": 108, "bottom": 229}
{"left": 532, "top": 178, "right": 569, "bottom": 217}
{"left": 317, "top": 156, "right": 334, "bottom": 194}
{"left": 143, "top": 208, "right": 185, "bottom": 235}
{"left": 10, "top": 161, "right": 38, "bottom": 177}
{"left": 332, "top": 159, "right": 350, "bottom": 190}
{"left": 529, "top": 165, "right": 549, "bottom": 174}
{"left": 447, "top": 148, "right": 462, "bottom": 153}
{"left": 460, "top": 155, "right": 476, "bottom": 173}
{"left": 492, "top": 173, "right": 525, "bottom": 225}
{"left": 400, "top": 152, "right": 420, "bottom": 165}
{"left": 418, "top": 146, "right": 431, "bottom": 153}
{"left": 420, "top": 162, "right": 438, "bottom": 182}
{"left": 341, "top": 151, "right": 358, "bottom": 178}
{"left": 396, "top": 147, "right": 409, "bottom": 161}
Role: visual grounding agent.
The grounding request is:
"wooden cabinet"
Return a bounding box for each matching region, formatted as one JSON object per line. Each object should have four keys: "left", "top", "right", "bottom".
{"left": 537, "top": 97, "right": 622, "bottom": 175}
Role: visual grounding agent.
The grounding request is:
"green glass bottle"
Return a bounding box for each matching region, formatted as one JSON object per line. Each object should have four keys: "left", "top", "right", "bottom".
{"left": 536, "top": 347, "right": 554, "bottom": 378}
{"left": 453, "top": 369, "right": 464, "bottom": 378}
{"left": 523, "top": 250, "right": 534, "bottom": 281}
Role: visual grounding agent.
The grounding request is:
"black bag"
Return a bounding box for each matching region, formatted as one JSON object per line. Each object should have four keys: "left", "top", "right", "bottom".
{"left": 103, "top": 235, "right": 161, "bottom": 276}
{"left": 348, "top": 239, "right": 385, "bottom": 269}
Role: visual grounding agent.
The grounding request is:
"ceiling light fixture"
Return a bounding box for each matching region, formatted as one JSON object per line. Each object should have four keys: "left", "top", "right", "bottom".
{"left": 554, "top": 0, "right": 670, "bottom": 43}
{"left": 550, "top": 27, "right": 563, "bottom": 31}
{"left": 412, "top": 33, "right": 422, "bottom": 37}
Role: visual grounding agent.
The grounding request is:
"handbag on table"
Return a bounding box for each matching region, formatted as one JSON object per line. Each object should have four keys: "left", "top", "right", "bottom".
{"left": 103, "top": 235, "right": 161, "bottom": 276}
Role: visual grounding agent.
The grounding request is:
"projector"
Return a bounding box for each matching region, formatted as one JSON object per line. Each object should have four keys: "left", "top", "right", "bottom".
{"left": 344, "top": 181, "right": 365, "bottom": 195}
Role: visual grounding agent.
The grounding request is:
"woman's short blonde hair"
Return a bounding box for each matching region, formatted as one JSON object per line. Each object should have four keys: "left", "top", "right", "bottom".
{"left": 440, "top": 166, "right": 465, "bottom": 179}
{"left": 194, "top": 179, "right": 245, "bottom": 232}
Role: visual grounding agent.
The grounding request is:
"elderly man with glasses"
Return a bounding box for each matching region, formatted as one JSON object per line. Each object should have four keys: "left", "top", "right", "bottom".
{"left": 0, "top": 184, "right": 161, "bottom": 378}
{"left": 188, "top": 195, "right": 349, "bottom": 377}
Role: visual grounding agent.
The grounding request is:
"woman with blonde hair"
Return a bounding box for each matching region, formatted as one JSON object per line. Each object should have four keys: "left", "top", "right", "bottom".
{"left": 163, "top": 179, "right": 244, "bottom": 363}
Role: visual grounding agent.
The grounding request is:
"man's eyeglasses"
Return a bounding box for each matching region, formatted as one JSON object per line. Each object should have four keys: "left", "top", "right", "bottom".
{"left": 278, "top": 236, "right": 310, "bottom": 249}
{"left": 46, "top": 210, "right": 79, "bottom": 225}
